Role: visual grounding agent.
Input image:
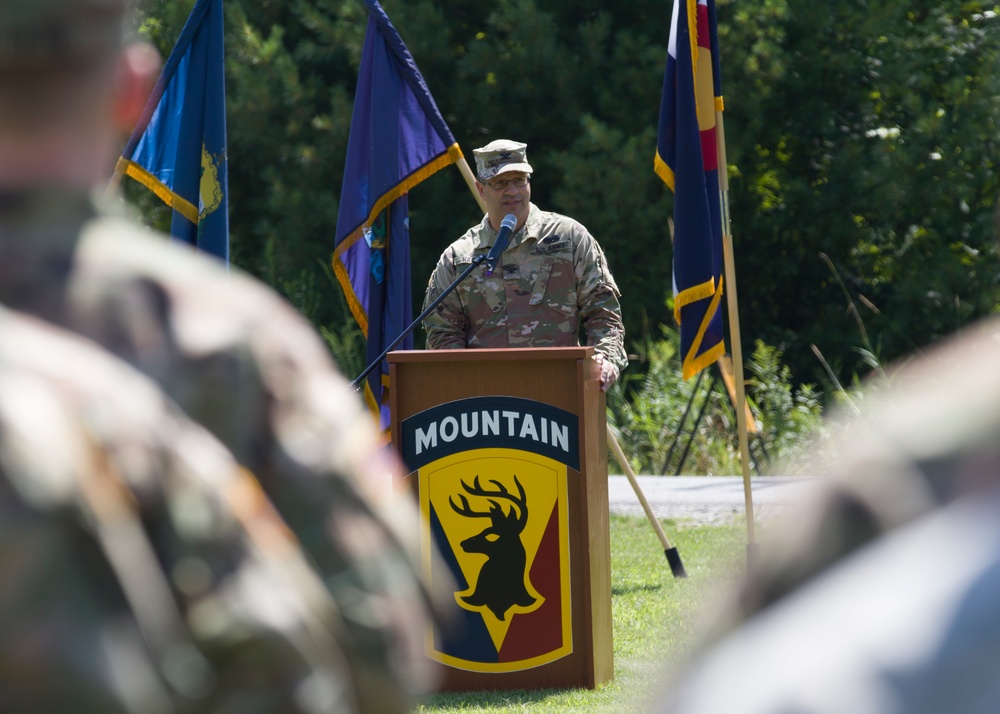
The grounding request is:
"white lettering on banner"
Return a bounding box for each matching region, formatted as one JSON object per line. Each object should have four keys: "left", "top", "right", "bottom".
{"left": 482, "top": 410, "right": 500, "bottom": 436}
{"left": 440, "top": 416, "right": 459, "bottom": 442}
{"left": 502, "top": 410, "right": 519, "bottom": 434}
{"left": 412, "top": 408, "right": 574, "bottom": 458}
{"left": 519, "top": 414, "right": 538, "bottom": 441}
{"left": 461, "top": 412, "right": 479, "bottom": 438}
{"left": 551, "top": 422, "right": 569, "bottom": 452}
{"left": 415, "top": 423, "right": 437, "bottom": 453}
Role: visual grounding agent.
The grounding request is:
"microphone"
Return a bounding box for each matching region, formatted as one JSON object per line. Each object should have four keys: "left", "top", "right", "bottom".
{"left": 485, "top": 213, "right": 518, "bottom": 276}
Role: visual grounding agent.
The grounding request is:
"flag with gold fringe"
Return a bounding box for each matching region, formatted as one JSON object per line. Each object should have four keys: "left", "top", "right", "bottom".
{"left": 117, "top": 0, "right": 228, "bottom": 263}
{"left": 334, "top": 0, "right": 463, "bottom": 427}
{"left": 655, "top": 0, "right": 725, "bottom": 379}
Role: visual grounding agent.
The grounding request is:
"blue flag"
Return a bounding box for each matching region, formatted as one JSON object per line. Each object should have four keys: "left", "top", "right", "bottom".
{"left": 655, "top": 0, "right": 726, "bottom": 379}
{"left": 334, "top": 0, "right": 462, "bottom": 427}
{"left": 117, "top": 0, "right": 229, "bottom": 263}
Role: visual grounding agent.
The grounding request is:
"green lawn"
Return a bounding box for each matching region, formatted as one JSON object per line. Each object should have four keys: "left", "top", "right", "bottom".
{"left": 414, "top": 515, "right": 748, "bottom": 714}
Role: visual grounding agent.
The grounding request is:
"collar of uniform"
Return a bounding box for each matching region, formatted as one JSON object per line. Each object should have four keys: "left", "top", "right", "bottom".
{"left": 516, "top": 203, "right": 543, "bottom": 245}
{"left": 476, "top": 203, "right": 542, "bottom": 250}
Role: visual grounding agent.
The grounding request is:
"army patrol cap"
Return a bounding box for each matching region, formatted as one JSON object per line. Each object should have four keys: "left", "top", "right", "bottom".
{"left": 0, "top": 0, "right": 128, "bottom": 68}
{"left": 474, "top": 139, "right": 534, "bottom": 181}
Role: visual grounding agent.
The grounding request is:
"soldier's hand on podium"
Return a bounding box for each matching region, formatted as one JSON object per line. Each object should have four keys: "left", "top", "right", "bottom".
{"left": 594, "top": 354, "right": 618, "bottom": 392}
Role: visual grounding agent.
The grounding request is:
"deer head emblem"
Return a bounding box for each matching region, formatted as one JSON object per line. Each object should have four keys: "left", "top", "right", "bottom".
{"left": 449, "top": 475, "right": 537, "bottom": 620}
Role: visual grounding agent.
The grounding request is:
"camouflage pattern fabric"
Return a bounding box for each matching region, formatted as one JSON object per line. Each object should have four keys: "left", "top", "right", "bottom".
{"left": 710, "top": 316, "right": 1000, "bottom": 633}
{"left": 652, "top": 315, "right": 1000, "bottom": 713}
{"left": 0, "top": 188, "right": 441, "bottom": 712}
{"left": 0, "top": 307, "right": 356, "bottom": 713}
{"left": 421, "top": 203, "right": 628, "bottom": 375}
{"left": 472, "top": 139, "right": 533, "bottom": 180}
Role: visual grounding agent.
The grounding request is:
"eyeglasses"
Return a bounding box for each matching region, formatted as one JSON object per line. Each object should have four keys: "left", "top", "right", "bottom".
{"left": 485, "top": 175, "right": 529, "bottom": 191}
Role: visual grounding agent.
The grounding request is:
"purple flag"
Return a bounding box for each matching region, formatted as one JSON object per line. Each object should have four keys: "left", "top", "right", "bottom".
{"left": 333, "top": 0, "right": 462, "bottom": 426}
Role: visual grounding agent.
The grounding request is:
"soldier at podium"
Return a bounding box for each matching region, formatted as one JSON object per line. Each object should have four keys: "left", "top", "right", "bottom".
{"left": 421, "top": 139, "right": 627, "bottom": 392}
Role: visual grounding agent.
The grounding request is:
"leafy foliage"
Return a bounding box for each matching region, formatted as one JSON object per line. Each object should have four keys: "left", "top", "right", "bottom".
{"left": 723, "top": 1, "right": 1000, "bottom": 382}
{"left": 608, "top": 327, "right": 822, "bottom": 475}
{"left": 743, "top": 341, "right": 823, "bottom": 473}
{"left": 128, "top": 0, "right": 1000, "bottom": 445}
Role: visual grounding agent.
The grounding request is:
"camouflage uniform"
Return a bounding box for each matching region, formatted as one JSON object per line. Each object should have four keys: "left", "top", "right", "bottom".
{"left": 422, "top": 203, "right": 628, "bottom": 375}
{"left": 0, "top": 1, "right": 442, "bottom": 707}
{"left": 0, "top": 187, "right": 439, "bottom": 713}
{"left": 708, "top": 316, "right": 1000, "bottom": 628}
{"left": 0, "top": 307, "right": 357, "bottom": 712}
{"left": 0, "top": 0, "right": 444, "bottom": 713}
{"left": 652, "top": 315, "right": 1000, "bottom": 714}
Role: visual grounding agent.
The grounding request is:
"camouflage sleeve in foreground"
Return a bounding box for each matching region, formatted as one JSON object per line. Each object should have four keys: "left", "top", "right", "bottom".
{"left": 0, "top": 192, "right": 443, "bottom": 713}
{"left": 660, "top": 315, "right": 1000, "bottom": 656}
{"left": 651, "top": 315, "right": 1000, "bottom": 714}
{"left": 717, "top": 321, "right": 1000, "bottom": 635}
{"left": 72, "top": 217, "right": 444, "bottom": 713}
{"left": 0, "top": 308, "right": 359, "bottom": 713}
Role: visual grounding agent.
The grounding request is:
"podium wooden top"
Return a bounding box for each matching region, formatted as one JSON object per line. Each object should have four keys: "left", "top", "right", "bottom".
{"left": 387, "top": 346, "right": 595, "bottom": 364}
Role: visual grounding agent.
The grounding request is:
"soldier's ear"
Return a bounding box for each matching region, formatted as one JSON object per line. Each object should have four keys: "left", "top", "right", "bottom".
{"left": 112, "top": 42, "right": 161, "bottom": 132}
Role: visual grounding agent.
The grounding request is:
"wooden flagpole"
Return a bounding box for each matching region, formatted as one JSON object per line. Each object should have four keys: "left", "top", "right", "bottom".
{"left": 456, "top": 156, "right": 487, "bottom": 213}
{"left": 716, "top": 109, "right": 758, "bottom": 568}
{"left": 106, "top": 159, "right": 128, "bottom": 200}
{"left": 609, "top": 427, "right": 686, "bottom": 576}
{"left": 454, "top": 155, "right": 686, "bottom": 574}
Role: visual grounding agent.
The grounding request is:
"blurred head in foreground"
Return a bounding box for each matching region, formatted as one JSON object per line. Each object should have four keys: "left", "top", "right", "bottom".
{"left": 0, "top": 307, "right": 359, "bottom": 712}
{"left": 0, "top": 0, "right": 161, "bottom": 189}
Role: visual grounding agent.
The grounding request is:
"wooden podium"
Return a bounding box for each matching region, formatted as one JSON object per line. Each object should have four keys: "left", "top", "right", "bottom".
{"left": 388, "top": 347, "right": 613, "bottom": 691}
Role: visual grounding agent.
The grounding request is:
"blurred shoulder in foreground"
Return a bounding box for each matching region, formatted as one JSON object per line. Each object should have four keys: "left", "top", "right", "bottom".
{"left": 652, "top": 315, "right": 1000, "bottom": 714}
{"left": 0, "top": 307, "right": 373, "bottom": 713}
{"left": 0, "top": 1, "right": 444, "bottom": 708}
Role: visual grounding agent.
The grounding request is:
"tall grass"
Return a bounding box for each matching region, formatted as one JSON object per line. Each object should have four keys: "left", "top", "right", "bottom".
{"left": 607, "top": 328, "right": 823, "bottom": 476}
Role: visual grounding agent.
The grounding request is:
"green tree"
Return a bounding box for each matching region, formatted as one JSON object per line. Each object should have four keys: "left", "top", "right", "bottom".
{"left": 128, "top": 0, "right": 1000, "bottom": 408}
{"left": 134, "top": 0, "right": 368, "bottom": 373}
{"left": 721, "top": 0, "right": 1000, "bottom": 385}
{"left": 384, "top": 0, "right": 678, "bottom": 352}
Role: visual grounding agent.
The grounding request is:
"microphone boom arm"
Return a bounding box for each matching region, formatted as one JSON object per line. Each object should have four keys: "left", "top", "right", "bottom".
{"left": 350, "top": 253, "right": 487, "bottom": 390}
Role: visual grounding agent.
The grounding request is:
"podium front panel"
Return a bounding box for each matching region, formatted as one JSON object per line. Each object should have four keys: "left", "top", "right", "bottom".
{"left": 388, "top": 348, "right": 612, "bottom": 691}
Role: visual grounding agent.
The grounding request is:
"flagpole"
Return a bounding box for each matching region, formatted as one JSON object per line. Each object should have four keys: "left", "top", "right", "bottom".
{"left": 106, "top": 163, "right": 125, "bottom": 197}
{"left": 457, "top": 168, "right": 685, "bottom": 574}
{"left": 716, "top": 108, "right": 757, "bottom": 568}
{"left": 456, "top": 156, "right": 487, "bottom": 213}
{"left": 716, "top": 355, "right": 759, "bottom": 450}
{"left": 608, "top": 427, "right": 686, "bottom": 577}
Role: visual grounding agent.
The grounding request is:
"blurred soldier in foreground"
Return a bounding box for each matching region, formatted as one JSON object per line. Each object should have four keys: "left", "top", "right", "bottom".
{"left": 653, "top": 316, "right": 1000, "bottom": 714}
{"left": 0, "top": 1, "right": 442, "bottom": 710}
{"left": 421, "top": 139, "right": 627, "bottom": 391}
{"left": 0, "top": 307, "right": 357, "bottom": 712}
